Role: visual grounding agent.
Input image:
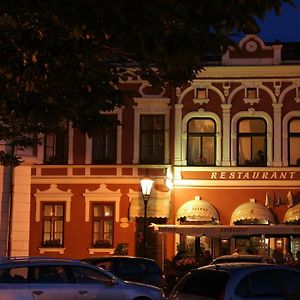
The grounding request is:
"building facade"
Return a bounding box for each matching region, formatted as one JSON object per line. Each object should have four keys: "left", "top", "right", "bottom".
{"left": 1, "top": 34, "right": 300, "bottom": 267}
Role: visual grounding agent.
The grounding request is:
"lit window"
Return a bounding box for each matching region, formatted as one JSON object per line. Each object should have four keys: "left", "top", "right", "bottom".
{"left": 42, "top": 203, "right": 64, "bottom": 247}
{"left": 92, "top": 203, "right": 114, "bottom": 248}
{"left": 288, "top": 118, "right": 300, "bottom": 166}
{"left": 187, "top": 118, "right": 216, "bottom": 166}
{"left": 237, "top": 118, "right": 266, "bottom": 166}
{"left": 140, "top": 115, "right": 165, "bottom": 164}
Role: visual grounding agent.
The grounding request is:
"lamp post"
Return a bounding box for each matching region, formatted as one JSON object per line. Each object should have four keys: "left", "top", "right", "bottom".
{"left": 140, "top": 172, "right": 154, "bottom": 258}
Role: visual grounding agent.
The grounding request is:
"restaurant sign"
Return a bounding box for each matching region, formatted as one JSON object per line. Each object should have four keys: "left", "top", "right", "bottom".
{"left": 210, "top": 171, "right": 298, "bottom": 180}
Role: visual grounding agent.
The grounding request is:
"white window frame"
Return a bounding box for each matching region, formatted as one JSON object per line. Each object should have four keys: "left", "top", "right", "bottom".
{"left": 282, "top": 111, "right": 300, "bottom": 166}
{"left": 34, "top": 184, "right": 73, "bottom": 254}
{"left": 84, "top": 184, "right": 121, "bottom": 254}
{"left": 85, "top": 108, "right": 122, "bottom": 164}
{"left": 231, "top": 111, "right": 273, "bottom": 166}
{"left": 133, "top": 98, "right": 170, "bottom": 164}
{"left": 181, "top": 111, "right": 222, "bottom": 166}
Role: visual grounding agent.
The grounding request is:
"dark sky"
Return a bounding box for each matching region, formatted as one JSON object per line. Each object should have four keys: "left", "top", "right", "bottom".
{"left": 257, "top": 0, "right": 300, "bottom": 42}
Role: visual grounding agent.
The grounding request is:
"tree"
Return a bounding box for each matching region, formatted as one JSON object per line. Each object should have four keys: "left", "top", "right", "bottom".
{"left": 0, "top": 0, "right": 294, "bottom": 165}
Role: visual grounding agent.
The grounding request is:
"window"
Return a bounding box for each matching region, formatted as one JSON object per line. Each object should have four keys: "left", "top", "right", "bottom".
{"left": 70, "top": 266, "right": 112, "bottom": 284}
{"left": 237, "top": 118, "right": 266, "bottom": 166}
{"left": 32, "top": 266, "right": 68, "bottom": 283}
{"left": 92, "top": 115, "right": 117, "bottom": 164}
{"left": 196, "top": 88, "right": 206, "bottom": 99}
{"left": 179, "top": 270, "right": 229, "bottom": 298}
{"left": 140, "top": 115, "right": 165, "bottom": 164}
{"left": 235, "top": 270, "right": 283, "bottom": 297}
{"left": 0, "top": 267, "right": 29, "bottom": 283}
{"left": 288, "top": 118, "right": 300, "bottom": 166}
{"left": 42, "top": 203, "right": 64, "bottom": 247}
{"left": 247, "top": 88, "right": 257, "bottom": 98}
{"left": 187, "top": 118, "right": 216, "bottom": 166}
{"left": 44, "top": 123, "right": 68, "bottom": 164}
{"left": 92, "top": 203, "right": 114, "bottom": 248}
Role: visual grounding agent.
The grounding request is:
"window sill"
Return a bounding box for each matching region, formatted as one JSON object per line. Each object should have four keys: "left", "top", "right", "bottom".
{"left": 88, "top": 248, "right": 114, "bottom": 255}
{"left": 39, "top": 247, "right": 65, "bottom": 254}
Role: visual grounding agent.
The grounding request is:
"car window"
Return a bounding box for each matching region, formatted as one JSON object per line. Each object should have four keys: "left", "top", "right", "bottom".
{"left": 178, "top": 270, "right": 229, "bottom": 298}
{"left": 0, "top": 267, "right": 29, "bottom": 283}
{"left": 70, "top": 266, "right": 113, "bottom": 284}
{"left": 95, "top": 261, "right": 113, "bottom": 271}
{"left": 146, "top": 261, "right": 162, "bottom": 273}
{"left": 32, "top": 266, "right": 68, "bottom": 284}
{"left": 278, "top": 269, "right": 300, "bottom": 298}
{"left": 235, "top": 269, "right": 284, "bottom": 297}
{"left": 118, "top": 260, "right": 146, "bottom": 275}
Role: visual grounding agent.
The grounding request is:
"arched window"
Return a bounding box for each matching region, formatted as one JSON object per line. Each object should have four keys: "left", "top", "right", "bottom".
{"left": 187, "top": 118, "right": 216, "bottom": 166}
{"left": 288, "top": 118, "right": 300, "bottom": 166}
{"left": 237, "top": 118, "right": 267, "bottom": 166}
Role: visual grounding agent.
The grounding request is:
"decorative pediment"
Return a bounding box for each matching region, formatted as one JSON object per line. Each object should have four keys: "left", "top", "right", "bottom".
{"left": 222, "top": 34, "right": 282, "bottom": 66}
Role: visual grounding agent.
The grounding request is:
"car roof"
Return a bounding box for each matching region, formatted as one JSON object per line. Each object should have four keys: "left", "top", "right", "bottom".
{"left": 0, "top": 256, "right": 93, "bottom": 268}
{"left": 211, "top": 254, "right": 275, "bottom": 263}
{"left": 82, "top": 256, "right": 157, "bottom": 263}
{"left": 200, "top": 262, "right": 299, "bottom": 273}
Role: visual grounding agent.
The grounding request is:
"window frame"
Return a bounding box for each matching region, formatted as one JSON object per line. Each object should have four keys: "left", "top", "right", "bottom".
{"left": 237, "top": 117, "right": 267, "bottom": 167}
{"left": 92, "top": 114, "right": 118, "bottom": 164}
{"left": 139, "top": 114, "right": 165, "bottom": 164}
{"left": 42, "top": 203, "right": 65, "bottom": 248}
{"left": 288, "top": 117, "right": 300, "bottom": 166}
{"left": 44, "top": 122, "right": 69, "bottom": 164}
{"left": 187, "top": 117, "right": 216, "bottom": 166}
{"left": 91, "top": 202, "right": 115, "bottom": 248}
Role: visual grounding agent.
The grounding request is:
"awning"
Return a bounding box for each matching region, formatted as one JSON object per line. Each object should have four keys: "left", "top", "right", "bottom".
{"left": 177, "top": 196, "right": 219, "bottom": 223}
{"left": 284, "top": 204, "right": 300, "bottom": 223}
{"left": 150, "top": 223, "right": 300, "bottom": 238}
{"left": 230, "top": 199, "right": 274, "bottom": 224}
{"left": 129, "top": 191, "right": 170, "bottom": 218}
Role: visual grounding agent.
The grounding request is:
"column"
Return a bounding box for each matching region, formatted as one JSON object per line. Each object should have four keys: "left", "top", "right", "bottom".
{"left": 221, "top": 104, "right": 232, "bottom": 166}
{"left": 273, "top": 103, "right": 283, "bottom": 166}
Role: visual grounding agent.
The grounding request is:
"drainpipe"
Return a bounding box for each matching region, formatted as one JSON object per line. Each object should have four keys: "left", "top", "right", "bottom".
{"left": 6, "top": 145, "right": 15, "bottom": 258}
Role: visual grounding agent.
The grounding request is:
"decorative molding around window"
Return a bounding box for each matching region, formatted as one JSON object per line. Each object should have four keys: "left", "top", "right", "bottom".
{"left": 83, "top": 184, "right": 121, "bottom": 222}
{"left": 282, "top": 111, "right": 300, "bottom": 166}
{"left": 243, "top": 87, "right": 260, "bottom": 106}
{"left": 44, "top": 121, "right": 69, "bottom": 165}
{"left": 231, "top": 111, "right": 273, "bottom": 166}
{"left": 181, "top": 111, "right": 222, "bottom": 166}
{"left": 85, "top": 108, "right": 122, "bottom": 164}
{"left": 193, "top": 88, "right": 209, "bottom": 105}
{"left": 295, "top": 86, "right": 300, "bottom": 103}
{"left": 34, "top": 184, "right": 73, "bottom": 222}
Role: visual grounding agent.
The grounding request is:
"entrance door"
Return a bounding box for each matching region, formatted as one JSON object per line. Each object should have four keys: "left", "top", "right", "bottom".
{"left": 135, "top": 217, "right": 166, "bottom": 267}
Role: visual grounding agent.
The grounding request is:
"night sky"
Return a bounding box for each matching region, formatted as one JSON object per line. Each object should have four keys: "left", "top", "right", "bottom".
{"left": 257, "top": 0, "right": 300, "bottom": 42}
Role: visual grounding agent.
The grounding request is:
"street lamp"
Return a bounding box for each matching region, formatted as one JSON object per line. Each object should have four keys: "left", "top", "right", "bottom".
{"left": 140, "top": 172, "right": 154, "bottom": 257}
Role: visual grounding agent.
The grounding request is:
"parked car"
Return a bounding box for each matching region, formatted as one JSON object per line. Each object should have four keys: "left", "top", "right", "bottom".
{"left": 81, "top": 255, "right": 166, "bottom": 290}
{"left": 0, "top": 256, "right": 165, "bottom": 300}
{"left": 168, "top": 262, "right": 300, "bottom": 300}
{"left": 211, "top": 254, "right": 276, "bottom": 264}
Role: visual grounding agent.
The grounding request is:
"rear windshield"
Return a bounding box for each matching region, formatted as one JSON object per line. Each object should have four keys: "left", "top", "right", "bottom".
{"left": 177, "top": 269, "right": 230, "bottom": 298}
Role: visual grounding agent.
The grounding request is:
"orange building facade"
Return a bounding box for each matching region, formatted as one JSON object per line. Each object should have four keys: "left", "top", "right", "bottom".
{"left": 1, "top": 34, "right": 300, "bottom": 267}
